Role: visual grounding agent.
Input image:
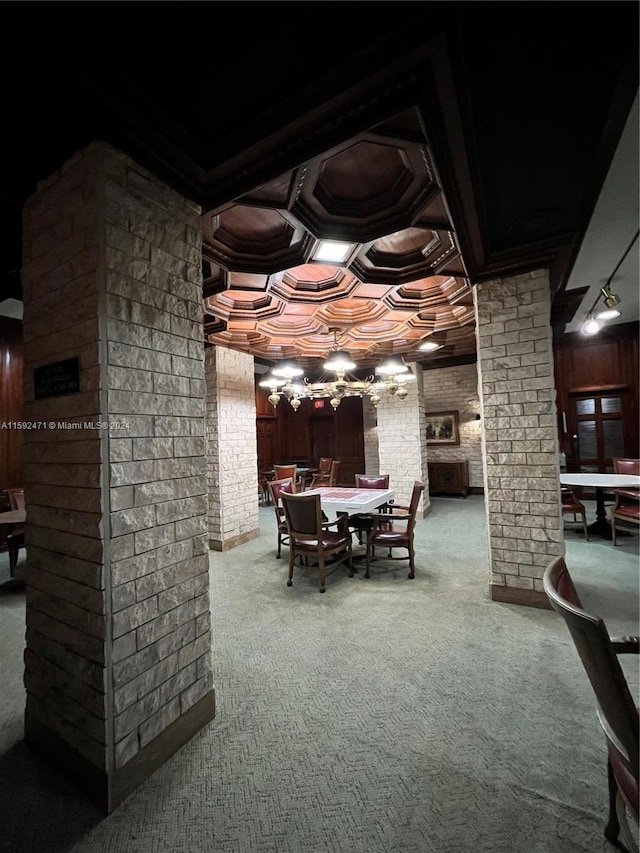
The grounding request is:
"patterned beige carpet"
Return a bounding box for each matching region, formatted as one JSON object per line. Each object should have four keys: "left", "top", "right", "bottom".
{"left": 0, "top": 497, "right": 638, "bottom": 852}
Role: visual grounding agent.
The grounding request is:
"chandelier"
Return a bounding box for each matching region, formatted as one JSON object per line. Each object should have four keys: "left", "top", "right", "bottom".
{"left": 258, "top": 331, "right": 416, "bottom": 410}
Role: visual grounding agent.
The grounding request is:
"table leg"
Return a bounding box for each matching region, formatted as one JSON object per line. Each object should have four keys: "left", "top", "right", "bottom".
{"left": 586, "top": 487, "right": 613, "bottom": 539}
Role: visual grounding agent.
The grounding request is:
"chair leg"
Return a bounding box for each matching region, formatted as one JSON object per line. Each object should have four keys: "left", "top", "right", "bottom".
{"left": 612, "top": 517, "right": 618, "bottom": 546}
{"left": 581, "top": 511, "right": 589, "bottom": 541}
{"left": 365, "top": 540, "right": 372, "bottom": 579}
{"left": 286, "top": 551, "right": 295, "bottom": 587}
{"left": 408, "top": 545, "right": 415, "bottom": 579}
{"left": 604, "top": 758, "right": 621, "bottom": 846}
{"left": 7, "top": 537, "right": 18, "bottom": 577}
{"left": 318, "top": 557, "right": 326, "bottom": 593}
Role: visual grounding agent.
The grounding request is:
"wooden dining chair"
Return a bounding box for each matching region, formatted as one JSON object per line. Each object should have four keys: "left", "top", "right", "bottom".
{"left": 267, "top": 477, "right": 296, "bottom": 558}
{"left": 351, "top": 474, "right": 392, "bottom": 544}
{"left": 273, "top": 464, "right": 303, "bottom": 492}
{"left": 365, "top": 481, "right": 424, "bottom": 579}
{"left": 280, "top": 491, "right": 353, "bottom": 593}
{"left": 611, "top": 458, "right": 640, "bottom": 545}
{"left": 561, "top": 486, "right": 589, "bottom": 540}
{"left": 543, "top": 556, "right": 639, "bottom": 853}
{"left": 6, "top": 488, "right": 25, "bottom": 575}
{"left": 310, "top": 459, "right": 340, "bottom": 489}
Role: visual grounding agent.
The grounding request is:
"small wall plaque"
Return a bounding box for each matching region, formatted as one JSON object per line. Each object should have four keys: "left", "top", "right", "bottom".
{"left": 34, "top": 357, "right": 81, "bottom": 400}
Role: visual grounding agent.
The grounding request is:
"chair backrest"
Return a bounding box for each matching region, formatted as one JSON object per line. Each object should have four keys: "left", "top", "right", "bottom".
{"left": 560, "top": 487, "right": 583, "bottom": 510}
{"left": 543, "top": 556, "right": 639, "bottom": 781}
{"left": 355, "top": 474, "right": 390, "bottom": 490}
{"left": 268, "top": 477, "right": 295, "bottom": 506}
{"left": 612, "top": 458, "right": 640, "bottom": 504}
{"left": 281, "top": 492, "right": 323, "bottom": 537}
{"left": 7, "top": 488, "right": 24, "bottom": 511}
{"left": 328, "top": 460, "right": 340, "bottom": 487}
{"left": 274, "top": 464, "right": 297, "bottom": 483}
{"left": 407, "top": 481, "right": 425, "bottom": 529}
{"left": 318, "top": 457, "right": 332, "bottom": 474}
{"left": 613, "top": 458, "right": 640, "bottom": 477}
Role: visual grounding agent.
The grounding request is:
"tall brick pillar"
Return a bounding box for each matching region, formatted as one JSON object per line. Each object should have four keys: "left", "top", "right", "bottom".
{"left": 21, "top": 142, "right": 214, "bottom": 812}
{"left": 205, "top": 345, "right": 259, "bottom": 550}
{"left": 376, "top": 363, "right": 429, "bottom": 516}
{"left": 474, "top": 269, "right": 563, "bottom": 609}
{"left": 362, "top": 397, "right": 380, "bottom": 475}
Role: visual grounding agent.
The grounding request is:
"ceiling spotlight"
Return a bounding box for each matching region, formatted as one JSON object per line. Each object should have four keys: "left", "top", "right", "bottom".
{"left": 581, "top": 317, "right": 601, "bottom": 336}
{"left": 601, "top": 285, "right": 621, "bottom": 310}
{"left": 596, "top": 307, "right": 621, "bottom": 321}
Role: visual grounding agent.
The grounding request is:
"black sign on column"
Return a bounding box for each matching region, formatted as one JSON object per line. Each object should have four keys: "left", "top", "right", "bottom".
{"left": 33, "top": 357, "right": 81, "bottom": 400}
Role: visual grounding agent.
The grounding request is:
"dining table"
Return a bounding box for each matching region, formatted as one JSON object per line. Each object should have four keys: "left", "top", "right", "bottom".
{"left": 302, "top": 485, "right": 396, "bottom": 569}
{"left": 303, "top": 486, "right": 395, "bottom": 517}
{"left": 559, "top": 472, "right": 640, "bottom": 539}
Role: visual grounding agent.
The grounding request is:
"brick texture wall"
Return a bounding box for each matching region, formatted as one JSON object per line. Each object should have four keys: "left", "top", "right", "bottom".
{"left": 423, "top": 362, "right": 483, "bottom": 488}
{"left": 21, "top": 142, "right": 213, "bottom": 781}
{"left": 205, "top": 346, "right": 259, "bottom": 550}
{"left": 376, "top": 364, "right": 429, "bottom": 515}
{"left": 362, "top": 398, "right": 379, "bottom": 475}
{"left": 474, "top": 270, "right": 562, "bottom": 604}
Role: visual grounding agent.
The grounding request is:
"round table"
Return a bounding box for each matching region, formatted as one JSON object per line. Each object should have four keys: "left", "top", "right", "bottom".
{"left": 559, "top": 473, "right": 640, "bottom": 539}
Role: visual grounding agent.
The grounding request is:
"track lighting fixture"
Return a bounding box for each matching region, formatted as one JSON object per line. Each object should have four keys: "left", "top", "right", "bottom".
{"left": 580, "top": 231, "right": 637, "bottom": 336}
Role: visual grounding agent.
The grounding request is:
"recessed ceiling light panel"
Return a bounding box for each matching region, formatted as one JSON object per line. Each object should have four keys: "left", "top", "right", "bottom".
{"left": 313, "top": 240, "right": 355, "bottom": 264}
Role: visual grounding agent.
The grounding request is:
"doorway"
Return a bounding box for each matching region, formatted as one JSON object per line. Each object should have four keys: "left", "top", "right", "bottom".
{"left": 567, "top": 386, "right": 631, "bottom": 474}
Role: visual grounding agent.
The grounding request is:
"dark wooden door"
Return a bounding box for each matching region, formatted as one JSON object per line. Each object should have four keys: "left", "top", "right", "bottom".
{"left": 309, "top": 416, "right": 335, "bottom": 468}
{"left": 256, "top": 418, "right": 278, "bottom": 472}
{"left": 567, "top": 387, "right": 631, "bottom": 474}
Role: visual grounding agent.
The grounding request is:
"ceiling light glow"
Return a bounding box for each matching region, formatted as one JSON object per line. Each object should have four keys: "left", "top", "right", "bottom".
{"left": 313, "top": 240, "right": 354, "bottom": 263}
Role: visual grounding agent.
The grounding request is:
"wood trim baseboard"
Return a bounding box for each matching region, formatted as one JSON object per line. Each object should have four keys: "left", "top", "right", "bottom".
{"left": 25, "top": 689, "right": 216, "bottom": 814}
{"left": 490, "top": 584, "right": 552, "bottom": 610}
{"left": 209, "top": 527, "right": 260, "bottom": 552}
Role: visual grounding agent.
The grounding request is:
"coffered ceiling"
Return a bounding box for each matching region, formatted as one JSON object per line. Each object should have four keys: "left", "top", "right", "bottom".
{"left": 201, "top": 113, "right": 475, "bottom": 368}
{"left": 0, "top": 3, "right": 637, "bottom": 372}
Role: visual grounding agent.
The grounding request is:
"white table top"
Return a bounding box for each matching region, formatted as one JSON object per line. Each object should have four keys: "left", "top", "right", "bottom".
{"left": 0, "top": 509, "right": 25, "bottom": 525}
{"left": 303, "top": 487, "right": 394, "bottom": 515}
{"left": 560, "top": 473, "right": 640, "bottom": 488}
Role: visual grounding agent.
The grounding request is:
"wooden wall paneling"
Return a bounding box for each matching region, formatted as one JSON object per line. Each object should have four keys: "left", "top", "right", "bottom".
{"left": 553, "top": 322, "right": 639, "bottom": 461}
{"left": 333, "top": 397, "right": 365, "bottom": 485}
{"left": 0, "top": 317, "right": 24, "bottom": 490}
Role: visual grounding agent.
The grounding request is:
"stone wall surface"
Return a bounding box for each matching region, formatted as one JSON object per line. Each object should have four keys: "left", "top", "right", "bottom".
{"left": 423, "top": 362, "right": 483, "bottom": 489}
{"left": 376, "top": 363, "right": 429, "bottom": 515}
{"left": 21, "top": 141, "right": 212, "bottom": 781}
{"left": 362, "top": 398, "right": 379, "bottom": 476}
{"left": 474, "top": 270, "right": 562, "bottom": 598}
{"left": 205, "top": 346, "right": 259, "bottom": 550}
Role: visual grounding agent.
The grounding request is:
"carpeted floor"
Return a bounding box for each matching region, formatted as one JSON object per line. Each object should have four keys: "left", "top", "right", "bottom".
{"left": 0, "top": 496, "right": 638, "bottom": 852}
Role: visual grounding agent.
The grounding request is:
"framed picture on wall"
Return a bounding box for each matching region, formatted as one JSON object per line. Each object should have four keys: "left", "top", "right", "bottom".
{"left": 426, "top": 410, "right": 460, "bottom": 446}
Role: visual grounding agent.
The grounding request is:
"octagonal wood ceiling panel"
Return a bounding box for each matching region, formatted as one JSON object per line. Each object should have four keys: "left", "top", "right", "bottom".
{"left": 201, "top": 111, "right": 476, "bottom": 369}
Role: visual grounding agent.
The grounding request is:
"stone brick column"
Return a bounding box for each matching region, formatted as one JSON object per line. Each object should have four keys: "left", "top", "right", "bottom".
{"left": 21, "top": 141, "right": 214, "bottom": 812}
{"left": 474, "top": 269, "right": 562, "bottom": 609}
{"left": 205, "top": 345, "right": 259, "bottom": 550}
{"left": 376, "top": 363, "right": 429, "bottom": 516}
{"left": 362, "top": 397, "right": 380, "bottom": 475}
